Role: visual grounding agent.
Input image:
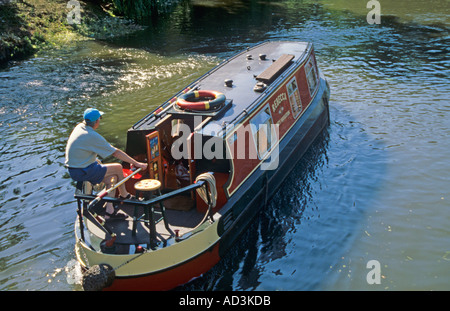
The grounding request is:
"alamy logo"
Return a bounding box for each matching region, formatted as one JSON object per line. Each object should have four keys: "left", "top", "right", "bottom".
{"left": 170, "top": 116, "right": 280, "bottom": 171}
{"left": 366, "top": 260, "right": 381, "bottom": 284}
{"left": 366, "top": 0, "right": 381, "bottom": 24}
{"left": 67, "top": 0, "right": 81, "bottom": 25}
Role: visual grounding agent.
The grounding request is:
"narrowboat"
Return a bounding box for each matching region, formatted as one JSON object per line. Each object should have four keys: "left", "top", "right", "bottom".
{"left": 73, "top": 40, "right": 330, "bottom": 291}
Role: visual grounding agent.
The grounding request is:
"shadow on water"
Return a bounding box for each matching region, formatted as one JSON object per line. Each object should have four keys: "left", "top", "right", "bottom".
{"left": 106, "top": 0, "right": 330, "bottom": 56}
{"left": 107, "top": 0, "right": 449, "bottom": 83}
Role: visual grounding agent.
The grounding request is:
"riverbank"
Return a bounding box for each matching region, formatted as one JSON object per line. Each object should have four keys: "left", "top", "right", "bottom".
{"left": 0, "top": 0, "right": 146, "bottom": 67}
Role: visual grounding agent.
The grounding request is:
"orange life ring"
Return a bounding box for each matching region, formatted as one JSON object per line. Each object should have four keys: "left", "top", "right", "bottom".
{"left": 176, "top": 90, "right": 226, "bottom": 111}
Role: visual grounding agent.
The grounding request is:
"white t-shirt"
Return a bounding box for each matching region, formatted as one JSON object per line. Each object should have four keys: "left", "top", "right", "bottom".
{"left": 65, "top": 122, "right": 116, "bottom": 168}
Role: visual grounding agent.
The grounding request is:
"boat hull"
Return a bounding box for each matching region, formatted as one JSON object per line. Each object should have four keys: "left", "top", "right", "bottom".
{"left": 103, "top": 243, "right": 220, "bottom": 291}
{"left": 75, "top": 214, "right": 222, "bottom": 291}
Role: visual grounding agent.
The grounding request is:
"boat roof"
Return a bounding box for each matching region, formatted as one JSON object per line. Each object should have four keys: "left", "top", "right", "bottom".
{"left": 133, "top": 41, "right": 312, "bottom": 137}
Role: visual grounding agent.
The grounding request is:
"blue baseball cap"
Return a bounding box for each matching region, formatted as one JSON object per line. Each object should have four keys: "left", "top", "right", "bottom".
{"left": 83, "top": 108, "right": 104, "bottom": 122}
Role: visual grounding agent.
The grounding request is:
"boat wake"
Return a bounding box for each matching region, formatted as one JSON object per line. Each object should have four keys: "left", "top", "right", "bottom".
{"left": 65, "top": 259, "right": 83, "bottom": 286}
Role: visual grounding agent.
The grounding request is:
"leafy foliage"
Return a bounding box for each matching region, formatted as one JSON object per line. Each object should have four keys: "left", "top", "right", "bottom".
{"left": 110, "top": 0, "right": 180, "bottom": 20}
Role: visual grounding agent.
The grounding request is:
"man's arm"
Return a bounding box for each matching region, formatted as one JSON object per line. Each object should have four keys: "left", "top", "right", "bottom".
{"left": 112, "top": 149, "right": 148, "bottom": 170}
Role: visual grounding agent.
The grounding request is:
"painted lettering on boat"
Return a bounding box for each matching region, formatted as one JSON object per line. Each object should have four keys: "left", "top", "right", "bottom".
{"left": 271, "top": 92, "right": 287, "bottom": 112}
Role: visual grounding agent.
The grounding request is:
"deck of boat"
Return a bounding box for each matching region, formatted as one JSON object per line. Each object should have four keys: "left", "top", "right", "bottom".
{"left": 84, "top": 198, "right": 207, "bottom": 251}
{"left": 131, "top": 41, "right": 311, "bottom": 136}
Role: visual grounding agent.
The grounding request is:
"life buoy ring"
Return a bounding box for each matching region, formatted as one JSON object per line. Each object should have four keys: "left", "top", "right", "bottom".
{"left": 176, "top": 90, "right": 226, "bottom": 111}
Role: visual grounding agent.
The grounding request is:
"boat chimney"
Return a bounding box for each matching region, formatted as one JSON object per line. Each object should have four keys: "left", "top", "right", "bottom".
{"left": 224, "top": 79, "right": 233, "bottom": 87}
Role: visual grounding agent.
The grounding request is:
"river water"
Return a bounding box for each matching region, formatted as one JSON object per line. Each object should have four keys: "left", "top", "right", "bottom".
{"left": 0, "top": 0, "right": 448, "bottom": 291}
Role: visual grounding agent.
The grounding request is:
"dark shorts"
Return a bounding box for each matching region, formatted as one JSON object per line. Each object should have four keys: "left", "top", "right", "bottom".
{"left": 68, "top": 162, "right": 107, "bottom": 185}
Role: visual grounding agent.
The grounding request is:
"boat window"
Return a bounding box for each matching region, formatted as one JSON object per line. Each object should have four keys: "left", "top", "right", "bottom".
{"left": 305, "top": 55, "right": 319, "bottom": 96}
{"left": 287, "top": 76, "right": 302, "bottom": 117}
{"left": 250, "top": 106, "right": 277, "bottom": 159}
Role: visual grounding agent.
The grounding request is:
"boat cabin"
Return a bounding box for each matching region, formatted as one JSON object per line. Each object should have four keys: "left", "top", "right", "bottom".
{"left": 123, "top": 41, "right": 321, "bottom": 213}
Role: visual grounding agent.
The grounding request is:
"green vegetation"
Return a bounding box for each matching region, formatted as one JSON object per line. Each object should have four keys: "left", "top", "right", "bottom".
{"left": 0, "top": 0, "right": 175, "bottom": 67}
{"left": 110, "top": 0, "right": 178, "bottom": 20}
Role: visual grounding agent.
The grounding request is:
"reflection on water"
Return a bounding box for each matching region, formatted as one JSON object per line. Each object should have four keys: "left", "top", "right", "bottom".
{"left": 0, "top": 0, "right": 449, "bottom": 290}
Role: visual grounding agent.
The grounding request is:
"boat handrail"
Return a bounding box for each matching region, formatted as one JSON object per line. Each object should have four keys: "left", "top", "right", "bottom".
{"left": 75, "top": 174, "right": 216, "bottom": 251}
{"left": 74, "top": 179, "right": 206, "bottom": 208}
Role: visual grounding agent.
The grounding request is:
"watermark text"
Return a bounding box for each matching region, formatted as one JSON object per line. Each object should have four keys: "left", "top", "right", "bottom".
{"left": 366, "top": 259, "right": 381, "bottom": 284}
{"left": 366, "top": 0, "right": 381, "bottom": 24}
{"left": 67, "top": 0, "right": 81, "bottom": 25}
{"left": 170, "top": 116, "right": 280, "bottom": 170}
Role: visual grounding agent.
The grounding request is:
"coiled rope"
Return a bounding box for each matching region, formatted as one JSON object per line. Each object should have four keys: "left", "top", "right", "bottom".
{"left": 195, "top": 173, "right": 217, "bottom": 209}
{"left": 174, "top": 173, "right": 217, "bottom": 240}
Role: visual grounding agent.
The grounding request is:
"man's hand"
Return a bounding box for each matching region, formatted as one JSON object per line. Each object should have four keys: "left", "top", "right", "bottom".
{"left": 113, "top": 149, "right": 148, "bottom": 171}
{"left": 133, "top": 162, "right": 148, "bottom": 171}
